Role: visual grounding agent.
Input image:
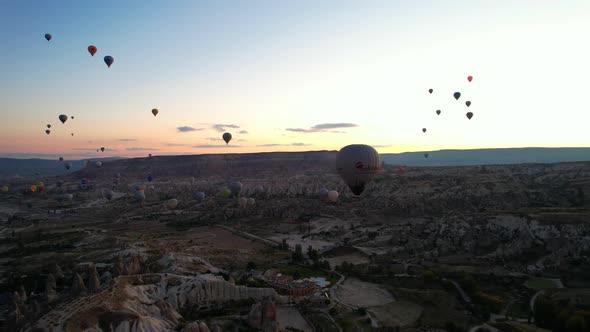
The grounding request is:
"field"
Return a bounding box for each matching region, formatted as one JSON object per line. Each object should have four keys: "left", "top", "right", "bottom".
{"left": 524, "top": 277, "right": 562, "bottom": 290}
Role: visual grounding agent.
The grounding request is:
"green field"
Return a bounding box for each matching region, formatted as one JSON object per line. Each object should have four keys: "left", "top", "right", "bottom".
{"left": 506, "top": 301, "right": 530, "bottom": 319}
{"left": 524, "top": 277, "right": 560, "bottom": 290}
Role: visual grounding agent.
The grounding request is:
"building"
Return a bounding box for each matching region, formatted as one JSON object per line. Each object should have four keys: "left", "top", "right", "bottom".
{"left": 267, "top": 274, "right": 318, "bottom": 296}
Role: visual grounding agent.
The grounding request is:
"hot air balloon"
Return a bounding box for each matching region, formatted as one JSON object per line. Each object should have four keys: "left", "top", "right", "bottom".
{"left": 71, "top": 116, "right": 74, "bottom": 119}
{"left": 59, "top": 114, "right": 68, "bottom": 124}
{"left": 166, "top": 199, "right": 178, "bottom": 210}
{"left": 1, "top": 186, "right": 8, "bottom": 193}
{"left": 100, "top": 147, "right": 105, "bottom": 152}
{"left": 148, "top": 154, "right": 152, "bottom": 157}
{"left": 44, "top": 34, "right": 52, "bottom": 41}
{"left": 59, "top": 157, "right": 63, "bottom": 161}
{"left": 254, "top": 185, "right": 265, "bottom": 196}
{"left": 47, "top": 124, "right": 51, "bottom": 128}
{"left": 147, "top": 175, "right": 153, "bottom": 182}
{"left": 104, "top": 190, "right": 114, "bottom": 201}
{"left": 238, "top": 197, "right": 248, "bottom": 208}
{"left": 96, "top": 161, "right": 103, "bottom": 167}
{"left": 397, "top": 167, "right": 406, "bottom": 174}
{"left": 229, "top": 182, "right": 242, "bottom": 197}
{"left": 96, "top": 149, "right": 99, "bottom": 152}
{"left": 88, "top": 45, "right": 97, "bottom": 56}
{"left": 436, "top": 110, "right": 441, "bottom": 115}
{"left": 221, "top": 188, "right": 232, "bottom": 198}
{"left": 424, "top": 153, "right": 429, "bottom": 158}
{"left": 135, "top": 190, "right": 145, "bottom": 202}
{"left": 64, "top": 162, "right": 72, "bottom": 170}
{"left": 222, "top": 132, "right": 232, "bottom": 145}
{"left": 467, "top": 75, "right": 473, "bottom": 82}
{"left": 104, "top": 56, "right": 114, "bottom": 68}
{"left": 152, "top": 109, "right": 158, "bottom": 116}
{"left": 148, "top": 184, "right": 155, "bottom": 192}
{"left": 246, "top": 197, "right": 256, "bottom": 206}
{"left": 45, "top": 130, "right": 50, "bottom": 135}
{"left": 453, "top": 92, "right": 461, "bottom": 100}
{"left": 428, "top": 89, "right": 433, "bottom": 94}
{"left": 327, "top": 190, "right": 339, "bottom": 202}
{"left": 194, "top": 191, "right": 206, "bottom": 202}
{"left": 71, "top": 133, "right": 74, "bottom": 136}
{"left": 466, "top": 112, "right": 473, "bottom": 120}
{"left": 422, "top": 128, "right": 427, "bottom": 133}
{"left": 30, "top": 185, "right": 38, "bottom": 193}
{"left": 335, "top": 144, "right": 383, "bottom": 197}
{"left": 319, "top": 188, "right": 329, "bottom": 200}
{"left": 465, "top": 101, "right": 471, "bottom": 107}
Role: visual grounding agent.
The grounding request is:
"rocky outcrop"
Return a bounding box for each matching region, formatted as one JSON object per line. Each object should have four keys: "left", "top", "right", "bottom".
{"left": 182, "top": 321, "right": 214, "bottom": 332}
{"left": 71, "top": 273, "right": 87, "bottom": 296}
{"left": 88, "top": 264, "right": 101, "bottom": 293}
{"left": 50, "top": 263, "right": 64, "bottom": 278}
{"left": 247, "top": 297, "right": 280, "bottom": 332}
{"left": 19, "top": 284, "right": 27, "bottom": 302}
{"left": 46, "top": 273, "right": 57, "bottom": 303}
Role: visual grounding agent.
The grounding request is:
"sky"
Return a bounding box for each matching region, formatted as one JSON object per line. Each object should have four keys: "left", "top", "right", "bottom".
{"left": 0, "top": 0, "right": 589, "bottom": 159}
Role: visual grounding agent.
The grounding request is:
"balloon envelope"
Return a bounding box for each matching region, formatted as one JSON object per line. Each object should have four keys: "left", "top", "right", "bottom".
{"left": 166, "top": 199, "right": 178, "bottom": 210}
{"left": 47, "top": 124, "right": 51, "bottom": 128}
{"left": 453, "top": 92, "right": 461, "bottom": 100}
{"left": 422, "top": 128, "right": 427, "bottom": 133}
{"left": 96, "top": 161, "right": 103, "bottom": 167}
{"left": 327, "top": 190, "right": 339, "bottom": 202}
{"left": 134, "top": 191, "right": 145, "bottom": 202}
{"left": 104, "top": 56, "right": 114, "bottom": 68}
{"left": 424, "top": 153, "right": 429, "bottom": 158}
{"left": 222, "top": 132, "right": 232, "bottom": 145}
{"left": 45, "top": 130, "right": 50, "bottom": 135}
{"left": 319, "top": 188, "right": 329, "bottom": 200}
{"left": 152, "top": 109, "right": 158, "bottom": 116}
{"left": 222, "top": 188, "right": 232, "bottom": 198}
{"left": 229, "top": 182, "right": 242, "bottom": 197}
{"left": 1, "top": 186, "right": 8, "bottom": 193}
{"left": 436, "top": 110, "right": 441, "bottom": 115}
{"left": 428, "top": 89, "right": 433, "bottom": 94}
{"left": 44, "top": 34, "right": 52, "bottom": 41}
{"left": 466, "top": 101, "right": 471, "bottom": 107}
{"left": 335, "top": 144, "right": 382, "bottom": 196}
{"left": 88, "top": 45, "right": 97, "bottom": 56}
{"left": 64, "top": 162, "right": 72, "bottom": 170}
{"left": 466, "top": 112, "right": 473, "bottom": 120}
{"left": 468, "top": 75, "right": 473, "bottom": 82}
{"left": 59, "top": 114, "right": 68, "bottom": 124}
{"left": 246, "top": 197, "right": 256, "bottom": 206}
{"left": 147, "top": 175, "right": 153, "bottom": 182}
{"left": 194, "top": 191, "right": 206, "bottom": 202}
{"left": 238, "top": 197, "right": 247, "bottom": 208}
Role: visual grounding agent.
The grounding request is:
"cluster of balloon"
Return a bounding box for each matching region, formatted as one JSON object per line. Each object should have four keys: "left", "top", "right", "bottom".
{"left": 194, "top": 191, "right": 206, "bottom": 203}
{"left": 165, "top": 198, "right": 178, "bottom": 210}
{"left": 335, "top": 144, "right": 383, "bottom": 197}
{"left": 238, "top": 197, "right": 256, "bottom": 208}
{"left": 223, "top": 132, "right": 232, "bottom": 145}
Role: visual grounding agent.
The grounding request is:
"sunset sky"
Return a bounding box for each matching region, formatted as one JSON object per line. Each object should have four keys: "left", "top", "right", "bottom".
{"left": 1, "top": 0, "right": 589, "bottom": 159}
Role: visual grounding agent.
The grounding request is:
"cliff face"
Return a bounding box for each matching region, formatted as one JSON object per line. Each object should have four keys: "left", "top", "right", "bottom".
{"left": 31, "top": 273, "right": 284, "bottom": 332}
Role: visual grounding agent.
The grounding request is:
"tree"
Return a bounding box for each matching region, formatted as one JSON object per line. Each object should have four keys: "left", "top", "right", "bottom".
{"left": 292, "top": 244, "right": 304, "bottom": 263}
{"left": 565, "top": 315, "right": 587, "bottom": 332}
{"left": 246, "top": 261, "right": 256, "bottom": 270}
{"left": 534, "top": 297, "right": 557, "bottom": 329}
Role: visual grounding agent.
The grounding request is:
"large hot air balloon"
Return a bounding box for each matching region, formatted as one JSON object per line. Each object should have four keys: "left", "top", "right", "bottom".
{"left": 96, "top": 161, "right": 103, "bottom": 167}
{"left": 47, "top": 124, "right": 51, "bottom": 128}
{"left": 100, "top": 147, "right": 105, "bottom": 152}
{"left": 335, "top": 144, "right": 383, "bottom": 197}
{"left": 465, "top": 101, "right": 471, "bottom": 107}
{"left": 246, "top": 198, "right": 256, "bottom": 206}
{"left": 222, "top": 132, "right": 232, "bottom": 145}
{"left": 466, "top": 112, "right": 473, "bottom": 120}
{"left": 436, "top": 110, "right": 441, "bottom": 115}
{"left": 467, "top": 75, "right": 473, "bottom": 82}
{"left": 59, "top": 114, "right": 68, "bottom": 124}
{"left": 152, "top": 109, "right": 158, "bottom": 116}
{"left": 327, "top": 190, "right": 339, "bottom": 202}
{"left": 319, "top": 188, "right": 329, "bottom": 200}
{"left": 44, "top": 34, "right": 52, "bottom": 41}
{"left": 229, "top": 182, "right": 242, "bottom": 197}
{"left": 422, "top": 128, "right": 427, "bottom": 133}
{"left": 64, "top": 162, "right": 72, "bottom": 170}
{"left": 104, "top": 56, "right": 114, "bottom": 68}
{"left": 88, "top": 45, "right": 97, "bottom": 56}
{"left": 45, "top": 130, "right": 51, "bottom": 135}
{"left": 453, "top": 92, "right": 461, "bottom": 100}
{"left": 238, "top": 197, "right": 247, "bottom": 208}
{"left": 428, "top": 89, "right": 433, "bottom": 94}
{"left": 194, "top": 191, "right": 206, "bottom": 202}
{"left": 166, "top": 199, "right": 178, "bottom": 210}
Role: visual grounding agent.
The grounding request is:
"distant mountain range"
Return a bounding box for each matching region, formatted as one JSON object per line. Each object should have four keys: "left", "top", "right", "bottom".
{"left": 380, "top": 147, "right": 590, "bottom": 166}
{"left": 0, "top": 157, "right": 125, "bottom": 178}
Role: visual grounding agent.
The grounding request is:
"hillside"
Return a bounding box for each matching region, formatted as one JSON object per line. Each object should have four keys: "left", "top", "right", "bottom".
{"left": 0, "top": 157, "right": 125, "bottom": 178}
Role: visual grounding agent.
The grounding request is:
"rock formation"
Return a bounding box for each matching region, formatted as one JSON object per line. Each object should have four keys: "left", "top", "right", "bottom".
{"left": 19, "top": 284, "right": 27, "bottom": 302}
{"left": 50, "top": 263, "right": 64, "bottom": 278}
{"left": 71, "top": 273, "right": 87, "bottom": 296}
{"left": 247, "top": 296, "right": 281, "bottom": 332}
{"left": 88, "top": 264, "right": 101, "bottom": 293}
{"left": 46, "top": 273, "right": 57, "bottom": 303}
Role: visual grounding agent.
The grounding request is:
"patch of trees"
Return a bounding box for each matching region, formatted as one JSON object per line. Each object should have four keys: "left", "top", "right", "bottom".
{"left": 534, "top": 297, "right": 590, "bottom": 332}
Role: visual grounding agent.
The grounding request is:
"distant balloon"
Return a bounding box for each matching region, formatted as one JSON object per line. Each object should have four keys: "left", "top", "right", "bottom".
{"left": 246, "top": 197, "right": 256, "bottom": 206}
{"left": 83, "top": 160, "right": 89, "bottom": 166}
{"left": 64, "top": 162, "right": 72, "bottom": 170}
{"left": 47, "top": 124, "right": 51, "bottom": 128}
{"left": 71, "top": 133, "right": 74, "bottom": 136}
{"left": 148, "top": 184, "right": 155, "bottom": 192}
{"left": 335, "top": 144, "right": 383, "bottom": 197}
{"left": 465, "top": 101, "right": 471, "bottom": 107}
{"left": 467, "top": 75, "right": 473, "bottom": 82}
{"left": 96, "top": 161, "right": 103, "bottom": 167}
{"left": 424, "top": 153, "right": 429, "bottom": 158}
{"left": 222, "top": 132, "right": 232, "bottom": 145}
{"left": 71, "top": 116, "right": 74, "bottom": 119}
{"left": 152, "top": 109, "right": 158, "bottom": 116}
{"left": 45, "top": 130, "right": 50, "bottom": 135}
{"left": 254, "top": 185, "right": 265, "bottom": 196}
{"left": 44, "top": 34, "right": 52, "bottom": 41}
{"left": 87, "top": 45, "right": 97, "bottom": 56}
{"left": 148, "top": 154, "right": 152, "bottom": 157}
{"left": 104, "top": 56, "right": 114, "bottom": 68}
{"left": 96, "top": 149, "right": 99, "bottom": 152}
{"left": 327, "top": 190, "right": 339, "bottom": 202}
{"left": 147, "top": 175, "right": 153, "bottom": 182}
{"left": 194, "top": 191, "right": 206, "bottom": 202}
{"left": 238, "top": 197, "right": 248, "bottom": 208}
{"left": 134, "top": 190, "right": 145, "bottom": 202}
{"left": 100, "top": 147, "right": 105, "bottom": 152}
{"left": 319, "top": 188, "right": 329, "bottom": 200}
{"left": 221, "top": 188, "right": 232, "bottom": 198}
{"left": 397, "top": 167, "right": 406, "bottom": 174}
{"left": 436, "top": 110, "right": 441, "bottom": 115}
{"left": 422, "top": 128, "right": 427, "bottom": 133}
{"left": 30, "top": 185, "right": 37, "bottom": 193}
{"left": 229, "top": 182, "right": 243, "bottom": 197}
{"left": 428, "top": 89, "right": 433, "bottom": 94}
{"left": 466, "top": 112, "right": 473, "bottom": 120}
{"left": 59, "top": 157, "right": 63, "bottom": 161}
{"left": 453, "top": 92, "right": 461, "bottom": 100}
{"left": 1, "top": 186, "right": 8, "bottom": 193}
{"left": 59, "top": 114, "right": 68, "bottom": 124}
{"left": 166, "top": 199, "right": 178, "bottom": 210}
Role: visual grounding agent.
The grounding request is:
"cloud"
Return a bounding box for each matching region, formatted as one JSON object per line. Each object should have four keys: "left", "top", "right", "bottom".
{"left": 193, "top": 144, "right": 241, "bottom": 148}
{"left": 126, "top": 147, "right": 157, "bottom": 151}
{"left": 212, "top": 124, "right": 240, "bottom": 132}
{"left": 238, "top": 130, "right": 249, "bottom": 134}
{"left": 177, "top": 126, "right": 204, "bottom": 132}
{"left": 72, "top": 148, "right": 117, "bottom": 151}
{"left": 206, "top": 137, "right": 223, "bottom": 142}
{"left": 257, "top": 144, "right": 283, "bottom": 147}
{"left": 372, "top": 145, "right": 391, "bottom": 148}
{"left": 164, "top": 143, "right": 187, "bottom": 147}
{"left": 256, "top": 142, "right": 311, "bottom": 147}
{"left": 286, "top": 123, "right": 359, "bottom": 133}
{"left": 291, "top": 142, "right": 311, "bottom": 146}
{"left": 237, "top": 139, "right": 248, "bottom": 142}
{"left": 117, "top": 138, "right": 137, "bottom": 142}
